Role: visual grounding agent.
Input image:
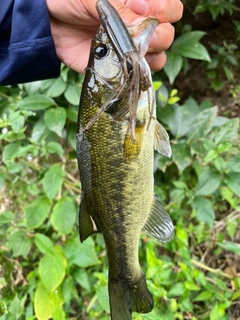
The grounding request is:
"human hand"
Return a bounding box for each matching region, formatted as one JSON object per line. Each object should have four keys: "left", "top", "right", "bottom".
{"left": 46, "top": 0, "right": 183, "bottom": 73}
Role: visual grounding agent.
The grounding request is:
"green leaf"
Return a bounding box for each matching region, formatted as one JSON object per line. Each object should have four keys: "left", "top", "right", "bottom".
{"left": 74, "top": 269, "right": 91, "bottom": 292}
{"left": 194, "top": 291, "right": 213, "bottom": 301}
{"left": 214, "top": 157, "right": 225, "bottom": 172}
{"left": 67, "top": 124, "right": 77, "bottom": 150}
{"left": 51, "top": 197, "right": 76, "bottom": 235}
{"left": 214, "top": 118, "right": 239, "bottom": 144}
{"left": 9, "top": 111, "right": 25, "bottom": 131}
{"left": 157, "top": 98, "right": 200, "bottom": 138}
{"left": 64, "top": 84, "right": 80, "bottom": 105}
{"left": 41, "top": 77, "right": 67, "bottom": 97}
{"left": 188, "top": 107, "right": 218, "bottom": 142}
{"left": 24, "top": 197, "right": 52, "bottom": 229}
{"left": 62, "top": 277, "right": 74, "bottom": 307}
{"left": 67, "top": 105, "right": 78, "bottom": 123}
{"left": 172, "top": 31, "right": 206, "bottom": 49}
{"left": 178, "top": 43, "right": 210, "bottom": 61}
{"left": 172, "top": 31, "right": 210, "bottom": 61}
{"left": 43, "top": 164, "right": 64, "bottom": 199}
{"left": 224, "top": 172, "right": 240, "bottom": 196}
{"left": 220, "top": 186, "right": 238, "bottom": 208}
{"left": 17, "top": 94, "right": 54, "bottom": 110}
{"left": 203, "top": 139, "right": 217, "bottom": 151}
{"left": 34, "top": 233, "right": 54, "bottom": 254}
{"left": 44, "top": 107, "right": 66, "bottom": 137}
{"left": 46, "top": 141, "right": 64, "bottom": 158}
{"left": 168, "top": 282, "right": 185, "bottom": 297}
{"left": 34, "top": 284, "right": 63, "bottom": 320}
{"left": 2, "top": 142, "right": 21, "bottom": 163}
{"left": 176, "top": 228, "right": 188, "bottom": 246}
{"left": 204, "top": 149, "right": 218, "bottom": 162}
{"left": 172, "top": 143, "right": 192, "bottom": 172}
{"left": 195, "top": 167, "right": 221, "bottom": 196}
{"left": 227, "top": 154, "right": 240, "bottom": 172}
{"left": 226, "top": 220, "right": 238, "bottom": 240}
{"left": 39, "top": 249, "right": 67, "bottom": 292}
{"left": 210, "top": 303, "right": 221, "bottom": 320}
{"left": 217, "top": 241, "right": 240, "bottom": 254}
{"left": 172, "top": 181, "right": 187, "bottom": 189}
{"left": 63, "top": 237, "right": 100, "bottom": 268}
{"left": 9, "top": 296, "right": 23, "bottom": 318}
{"left": 192, "top": 197, "right": 215, "bottom": 227}
{"left": 96, "top": 286, "right": 110, "bottom": 312}
{"left": 8, "top": 231, "right": 31, "bottom": 258}
{"left": 0, "top": 211, "right": 14, "bottom": 224}
{"left": 184, "top": 281, "right": 200, "bottom": 291}
{"left": 153, "top": 81, "right": 162, "bottom": 91}
{"left": 164, "top": 52, "right": 183, "bottom": 84}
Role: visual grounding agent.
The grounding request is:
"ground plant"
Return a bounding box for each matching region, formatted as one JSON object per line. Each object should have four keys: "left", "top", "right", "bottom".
{"left": 0, "top": 1, "right": 240, "bottom": 319}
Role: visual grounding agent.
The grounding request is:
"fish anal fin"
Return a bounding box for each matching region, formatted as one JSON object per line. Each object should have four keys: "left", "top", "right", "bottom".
{"left": 123, "top": 122, "right": 145, "bottom": 162}
{"left": 154, "top": 120, "right": 172, "bottom": 158}
{"left": 79, "top": 199, "right": 98, "bottom": 243}
{"left": 143, "top": 194, "right": 174, "bottom": 243}
{"left": 108, "top": 273, "right": 153, "bottom": 320}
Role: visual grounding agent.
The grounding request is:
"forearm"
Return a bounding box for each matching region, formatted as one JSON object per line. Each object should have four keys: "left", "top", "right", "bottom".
{"left": 0, "top": 0, "right": 60, "bottom": 86}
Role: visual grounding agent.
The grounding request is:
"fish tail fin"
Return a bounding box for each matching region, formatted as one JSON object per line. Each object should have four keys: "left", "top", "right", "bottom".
{"left": 108, "top": 273, "right": 154, "bottom": 320}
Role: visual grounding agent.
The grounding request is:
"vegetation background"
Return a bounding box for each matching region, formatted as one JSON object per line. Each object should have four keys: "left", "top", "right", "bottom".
{"left": 0, "top": 0, "right": 240, "bottom": 319}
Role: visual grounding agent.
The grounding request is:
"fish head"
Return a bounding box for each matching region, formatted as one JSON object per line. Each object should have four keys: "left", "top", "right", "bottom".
{"left": 81, "top": 18, "right": 159, "bottom": 119}
{"left": 83, "top": 26, "right": 123, "bottom": 110}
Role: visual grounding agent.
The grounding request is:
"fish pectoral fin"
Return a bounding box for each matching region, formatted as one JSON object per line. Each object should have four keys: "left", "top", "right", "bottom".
{"left": 79, "top": 199, "right": 99, "bottom": 243}
{"left": 143, "top": 194, "right": 174, "bottom": 243}
{"left": 123, "top": 122, "right": 145, "bottom": 162}
{"left": 154, "top": 120, "right": 172, "bottom": 158}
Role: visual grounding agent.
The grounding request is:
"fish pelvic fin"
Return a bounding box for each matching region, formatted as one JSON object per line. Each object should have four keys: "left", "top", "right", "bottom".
{"left": 108, "top": 273, "right": 154, "bottom": 320}
{"left": 79, "top": 198, "right": 99, "bottom": 242}
{"left": 143, "top": 194, "right": 174, "bottom": 243}
{"left": 154, "top": 120, "right": 172, "bottom": 158}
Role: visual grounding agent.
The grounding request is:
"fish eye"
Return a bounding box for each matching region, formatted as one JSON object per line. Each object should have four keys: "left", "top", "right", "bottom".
{"left": 94, "top": 44, "right": 109, "bottom": 59}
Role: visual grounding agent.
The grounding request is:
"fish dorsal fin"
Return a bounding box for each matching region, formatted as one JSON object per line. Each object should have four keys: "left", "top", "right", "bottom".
{"left": 79, "top": 198, "right": 99, "bottom": 243}
{"left": 154, "top": 120, "right": 172, "bottom": 158}
{"left": 143, "top": 195, "right": 174, "bottom": 243}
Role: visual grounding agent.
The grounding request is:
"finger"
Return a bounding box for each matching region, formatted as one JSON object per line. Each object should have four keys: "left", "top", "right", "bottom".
{"left": 148, "top": 23, "right": 175, "bottom": 53}
{"left": 125, "top": 0, "right": 183, "bottom": 23}
{"left": 145, "top": 51, "right": 166, "bottom": 72}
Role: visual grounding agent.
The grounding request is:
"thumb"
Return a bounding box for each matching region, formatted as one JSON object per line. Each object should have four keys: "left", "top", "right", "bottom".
{"left": 110, "top": 0, "right": 149, "bottom": 21}
{"left": 84, "top": 0, "right": 148, "bottom": 24}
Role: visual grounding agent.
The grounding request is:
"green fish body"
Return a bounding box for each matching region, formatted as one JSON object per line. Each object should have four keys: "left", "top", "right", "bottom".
{"left": 77, "top": 17, "right": 173, "bottom": 320}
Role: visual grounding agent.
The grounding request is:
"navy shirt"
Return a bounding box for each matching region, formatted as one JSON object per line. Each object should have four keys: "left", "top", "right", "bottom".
{"left": 0, "top": 0, "right": 60, "bottom": 85}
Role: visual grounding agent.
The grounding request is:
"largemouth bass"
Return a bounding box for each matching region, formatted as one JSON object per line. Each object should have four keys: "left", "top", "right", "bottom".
{"left": 76, "top": 0, "right": 174, "bottom": 319}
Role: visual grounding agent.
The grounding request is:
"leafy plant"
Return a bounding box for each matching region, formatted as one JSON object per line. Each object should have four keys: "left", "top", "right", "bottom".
{"left": 1, "top": 71, "right": 240, "bottom": 319}
{"left": 207, "top": 41, "right": 239, "bottom": 91}
{"left": 164, "top": 31, "right": 211, "bottom": 84}
{"left": 194, "top": 0, "right": 237, "bottom": 20}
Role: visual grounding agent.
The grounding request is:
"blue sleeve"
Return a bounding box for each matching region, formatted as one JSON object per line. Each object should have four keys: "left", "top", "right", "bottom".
{"left": 0, "top": 0, "right": 60, "bottom": 86}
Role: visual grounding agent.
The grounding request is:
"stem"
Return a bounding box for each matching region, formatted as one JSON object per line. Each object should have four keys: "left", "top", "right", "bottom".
{"left": 86, "top": 294, "right": 98, "bottom": 313}
{"left": 191, "top": 259, "right": 233, "bottom": 280}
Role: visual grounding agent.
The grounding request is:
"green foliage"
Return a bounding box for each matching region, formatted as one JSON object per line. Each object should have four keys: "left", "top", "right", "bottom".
{"left": 164, "top": 31, "right": 210, "bottom": 84}
{"left": 1, "top": 2, "right": 240, "bottom": 318}
{"left": 194, "top": 0, "right": 237, "bottom": 20}
{"left": 207, "top": 41, "right": 239, "bottom": 91}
